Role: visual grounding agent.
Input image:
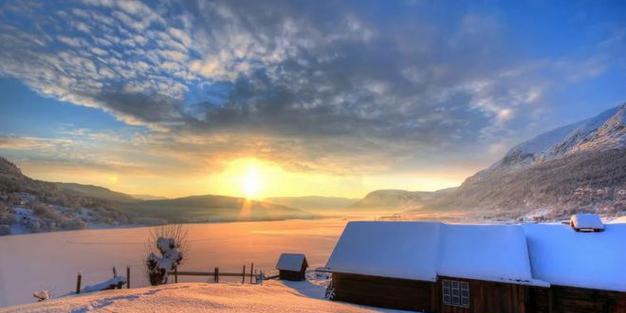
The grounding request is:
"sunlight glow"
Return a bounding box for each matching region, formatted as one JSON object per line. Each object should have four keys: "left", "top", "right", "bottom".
{"left": 242, "top": 165, "right": 262, "bottom": 199}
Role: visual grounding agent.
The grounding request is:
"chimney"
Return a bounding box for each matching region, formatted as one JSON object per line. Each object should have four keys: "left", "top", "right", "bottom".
{"left": 570, "top": 213, "right": 604, "bottom": 232}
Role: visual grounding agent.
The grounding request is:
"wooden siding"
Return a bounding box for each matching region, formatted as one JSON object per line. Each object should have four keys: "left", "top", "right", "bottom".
{"left": 529, "top": 285, "right": 626, "bottom": 313}
{"left": 332, "top": 273, "right": 435, "bottom": 312}
{"left": 331, "top": 273, "right": 626, "bottom": 313}
{"left": 435, "top": 276, "right": 529, "bottom": 313}
{"left": 278, "top": 258, "right": 308, "bottom": 281}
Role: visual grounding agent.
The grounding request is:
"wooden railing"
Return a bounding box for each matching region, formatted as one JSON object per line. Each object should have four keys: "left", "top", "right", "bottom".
{"left": 168, "top": 263, "right": 274, "bottom": 284}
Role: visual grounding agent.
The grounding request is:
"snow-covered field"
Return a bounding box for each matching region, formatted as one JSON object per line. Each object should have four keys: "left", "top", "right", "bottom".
{"left": 0, "top": 219, "right": 347, "bottom": 307}
{"left": 0, "top": 281, "right": 406, "bottom": 313}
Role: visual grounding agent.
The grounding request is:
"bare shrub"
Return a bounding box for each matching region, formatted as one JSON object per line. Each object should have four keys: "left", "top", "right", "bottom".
{"left": 145, "top": 224, "right": 187, "bottom": 285}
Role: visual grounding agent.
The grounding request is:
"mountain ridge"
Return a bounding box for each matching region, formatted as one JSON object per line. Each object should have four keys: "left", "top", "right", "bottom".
{"left": 361, "top": 103, "right": 626, "bottom": 220}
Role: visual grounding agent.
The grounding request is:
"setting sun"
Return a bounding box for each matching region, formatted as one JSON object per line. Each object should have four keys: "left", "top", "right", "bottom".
{"left": 242, "top": 166, "right": 262, "bottom": 199}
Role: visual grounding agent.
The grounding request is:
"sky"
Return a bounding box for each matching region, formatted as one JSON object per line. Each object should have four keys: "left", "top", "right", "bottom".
{"left": 0, "top": 0, "right": 625, "bottom": 199}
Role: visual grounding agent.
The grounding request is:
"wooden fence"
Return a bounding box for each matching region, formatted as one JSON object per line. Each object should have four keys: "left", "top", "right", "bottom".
{"left": 168, "top": 263, "right": 278, "bottom": 284}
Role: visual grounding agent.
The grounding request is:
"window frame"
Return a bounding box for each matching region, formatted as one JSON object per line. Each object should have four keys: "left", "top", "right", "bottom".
{"left": 442, "top": 279, "right": 470, "bottom": 308}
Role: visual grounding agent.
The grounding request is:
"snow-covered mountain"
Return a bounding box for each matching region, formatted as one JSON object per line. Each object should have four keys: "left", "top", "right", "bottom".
{"left": 448, "top": 103, "right": 626, "bottom": 220}
{"left": 363, "top": 104, "right": 626, "bottom": 221}
{"left": 492, "top": 103, "right": 626, "bottom": 172}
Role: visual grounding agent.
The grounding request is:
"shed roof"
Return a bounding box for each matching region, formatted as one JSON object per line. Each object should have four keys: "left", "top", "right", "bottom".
{"left": 523, "top": 223, "right": 626, "bottom": 292}
{"left": 276, "top": 253, "right": 307, "bottom": 271}
{"left": 325, "top": 221, "right": 441, "bottom": 282}
{"left": 439, "top": 224, "right": 546, "bottom": 286}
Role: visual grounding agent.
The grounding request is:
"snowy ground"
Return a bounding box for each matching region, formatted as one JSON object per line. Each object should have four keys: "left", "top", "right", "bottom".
{"left": 0, "top": 281, "right": 407, "bottom": 313}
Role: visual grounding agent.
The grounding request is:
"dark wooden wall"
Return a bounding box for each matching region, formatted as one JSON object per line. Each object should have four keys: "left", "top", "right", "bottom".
{"left": 279, "top": 269, "right": 305, "bottom": 281}
{"left": 434, "top": 276, "right": 529, "bottom": 313}
{"left": 330, "top": 273, "right": 626, "bottom": 313}
{"left": 332, "top": 272, "right": 435, "bottom": 312}
{"left": 528, "top": 285, "right": 626, "bottom": 313}
{"left": 278, "top": 258, "right": 308, "bottom": 281}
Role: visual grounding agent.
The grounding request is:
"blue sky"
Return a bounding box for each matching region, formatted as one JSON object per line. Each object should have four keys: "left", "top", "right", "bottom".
{"left": 0, "top": 0, "right": 625, "bottom": 197}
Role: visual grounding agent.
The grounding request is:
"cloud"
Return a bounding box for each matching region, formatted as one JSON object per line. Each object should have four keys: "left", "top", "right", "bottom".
{"left": 0, "top": 0, "right": 624, "bottom": 177}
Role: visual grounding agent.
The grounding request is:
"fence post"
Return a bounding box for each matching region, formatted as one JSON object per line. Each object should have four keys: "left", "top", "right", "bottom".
{"left": 215, "top": 267, "right": 219, "bottom": 283}
{"left": 250, "top": 263, "right": 254, "bottom": 284}
{"left": 174, "top": 267, "right": 178, "bottom": 283}
{"left": 76, "top": 273, "right": 82, "bottom": 294}
{"left": 242, "top": 265, "right": 246, "bottom": 284}
{"left": 126, "top": 266, "right": 131, "bottom": 289}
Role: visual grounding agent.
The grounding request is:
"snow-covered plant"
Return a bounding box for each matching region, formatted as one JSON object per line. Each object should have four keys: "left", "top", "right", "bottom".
{"left": 32, "top": 290, "right": 49, "bottom": 302}
{"left": 146, "top": 225, "right": 187, "bottom": 285}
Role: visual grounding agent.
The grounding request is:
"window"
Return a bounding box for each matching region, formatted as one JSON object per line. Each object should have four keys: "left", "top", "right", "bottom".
{"left": 442, "top": 279, "right": 470, "bottom": 308}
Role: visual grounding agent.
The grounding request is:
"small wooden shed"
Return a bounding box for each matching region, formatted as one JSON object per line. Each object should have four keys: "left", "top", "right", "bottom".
{"left": 276, "top": 253, "right": 308, "bottom": 281}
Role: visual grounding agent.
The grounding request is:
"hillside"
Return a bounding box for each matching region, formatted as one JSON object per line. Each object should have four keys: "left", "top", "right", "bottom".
{"left": 117, "top": 195, "right": 315, "bottom": 224}
{"left": 53, "top": 182, "right": 138, "bottom": 203}
{"left": 351, "top": 188, "right": 457, "bottom": 211}
{"left": 359, "top": 104, "right": 626, "bottom": 221}
{"left": 425, "top": 104, "right": 626, "bottom": 220}
{"left": 0, "top": 157, "right": 129, "bottom": 235}
{"left": 266, "top": 196, "right": 357, "bottom": 211}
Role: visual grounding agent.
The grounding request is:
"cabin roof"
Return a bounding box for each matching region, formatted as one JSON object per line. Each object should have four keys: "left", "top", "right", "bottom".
{"left": 276, "top": 253, "right": 307, "bottom": 271}
{"left": 439, "top": 224, "right": 546, "bottom": 286}
{"left": 330, "top": 219, "right": 626, "bottom": 288}
{"left": 325, "top": 221, "right": 441, "bottom": 282}
{"left": 523, "top": 223, "right": 626, "bottom": 292}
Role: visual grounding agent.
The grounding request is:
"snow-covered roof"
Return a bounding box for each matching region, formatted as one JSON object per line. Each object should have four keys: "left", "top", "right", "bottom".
{"left": 570, "top": 213, "right": 604, "bottom": 231}
{"left": 523, "top": 223, "right": 626, "bottom": 292}
{"left": 439, "top": 224, "right": 546, "bottom": 286}
{"left": 276, "top": 253, "right": 307, "bottom": 271}
{"left": 327, "top": 221, "right": 626, "bottom": 290}
{"left": 325, "top": 221, "right": 441, "bottom": 281}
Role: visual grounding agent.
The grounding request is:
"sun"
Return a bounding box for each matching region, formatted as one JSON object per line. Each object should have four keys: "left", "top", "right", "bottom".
{"left": 242, "top": 165, "right": 262, "bottom": 199}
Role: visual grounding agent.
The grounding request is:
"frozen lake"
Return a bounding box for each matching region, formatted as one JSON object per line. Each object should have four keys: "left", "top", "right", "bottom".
{"left": 0, "top": 218, "right": 348, "bottom": 307}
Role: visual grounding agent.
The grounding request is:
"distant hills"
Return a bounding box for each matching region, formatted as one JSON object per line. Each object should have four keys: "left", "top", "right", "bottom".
{"left": 362, "top": 103, "right": 626, "bottom": 221}
{"left": 0, "top": 158, "right": 315, "bottom": 235}
{"left": 265, "top": 196, "right": 357, "bottom": 211}
{"left": 116, "top": 195, "right": 315, "bottom": 225}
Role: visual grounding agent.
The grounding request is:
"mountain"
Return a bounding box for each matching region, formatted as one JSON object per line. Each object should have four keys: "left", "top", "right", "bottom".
{"left": 131, "top": 194, "right": 169, "bottom": 201}
{"left": 434, "top": 103, "right": 626, "bottom": 220}
{"left": 351, "top": 189, "right": 435, "bottom": 209}
{"left": 489, "top": 104, "right": 626, "bottom": 172}
{"left": 117, "top": 195, "right": 315, "bottom": 224}
{"left": 54, "top": 182, "right": 138, "bottom": 203}
{"left": 265, "top": 196, "right": 358, "bottom": 211}
{"left": 359, "top": 104, "right": 626, "bottom": 221}
{"left": 0, "top": 157, "right": 129, "bottom": 235}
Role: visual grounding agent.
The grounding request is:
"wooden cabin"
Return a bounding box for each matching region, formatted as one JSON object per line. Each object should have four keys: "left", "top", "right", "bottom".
{"left": 325, "top": 216, "right": 626, "bottom": 313}
{"left": 523, "top": 221, "right": 626, "bottom": 313}
{"left": 326, "top": 222, "right": 441, "bottom": 312}
{"left": 275, "top": 253, "right": 308, "bottom": 281}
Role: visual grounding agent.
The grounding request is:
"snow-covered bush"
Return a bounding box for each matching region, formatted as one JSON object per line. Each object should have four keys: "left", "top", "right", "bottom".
{"left": 146, "top": 225, "right": 186, "bottom": 285}
{"left": 32, "top": 290, "right": 49, "bottom": 302}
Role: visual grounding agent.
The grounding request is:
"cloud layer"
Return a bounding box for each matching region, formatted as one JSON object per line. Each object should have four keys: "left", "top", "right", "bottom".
{"left": 1, "top": 0, "right": 625, "bottom": 192}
